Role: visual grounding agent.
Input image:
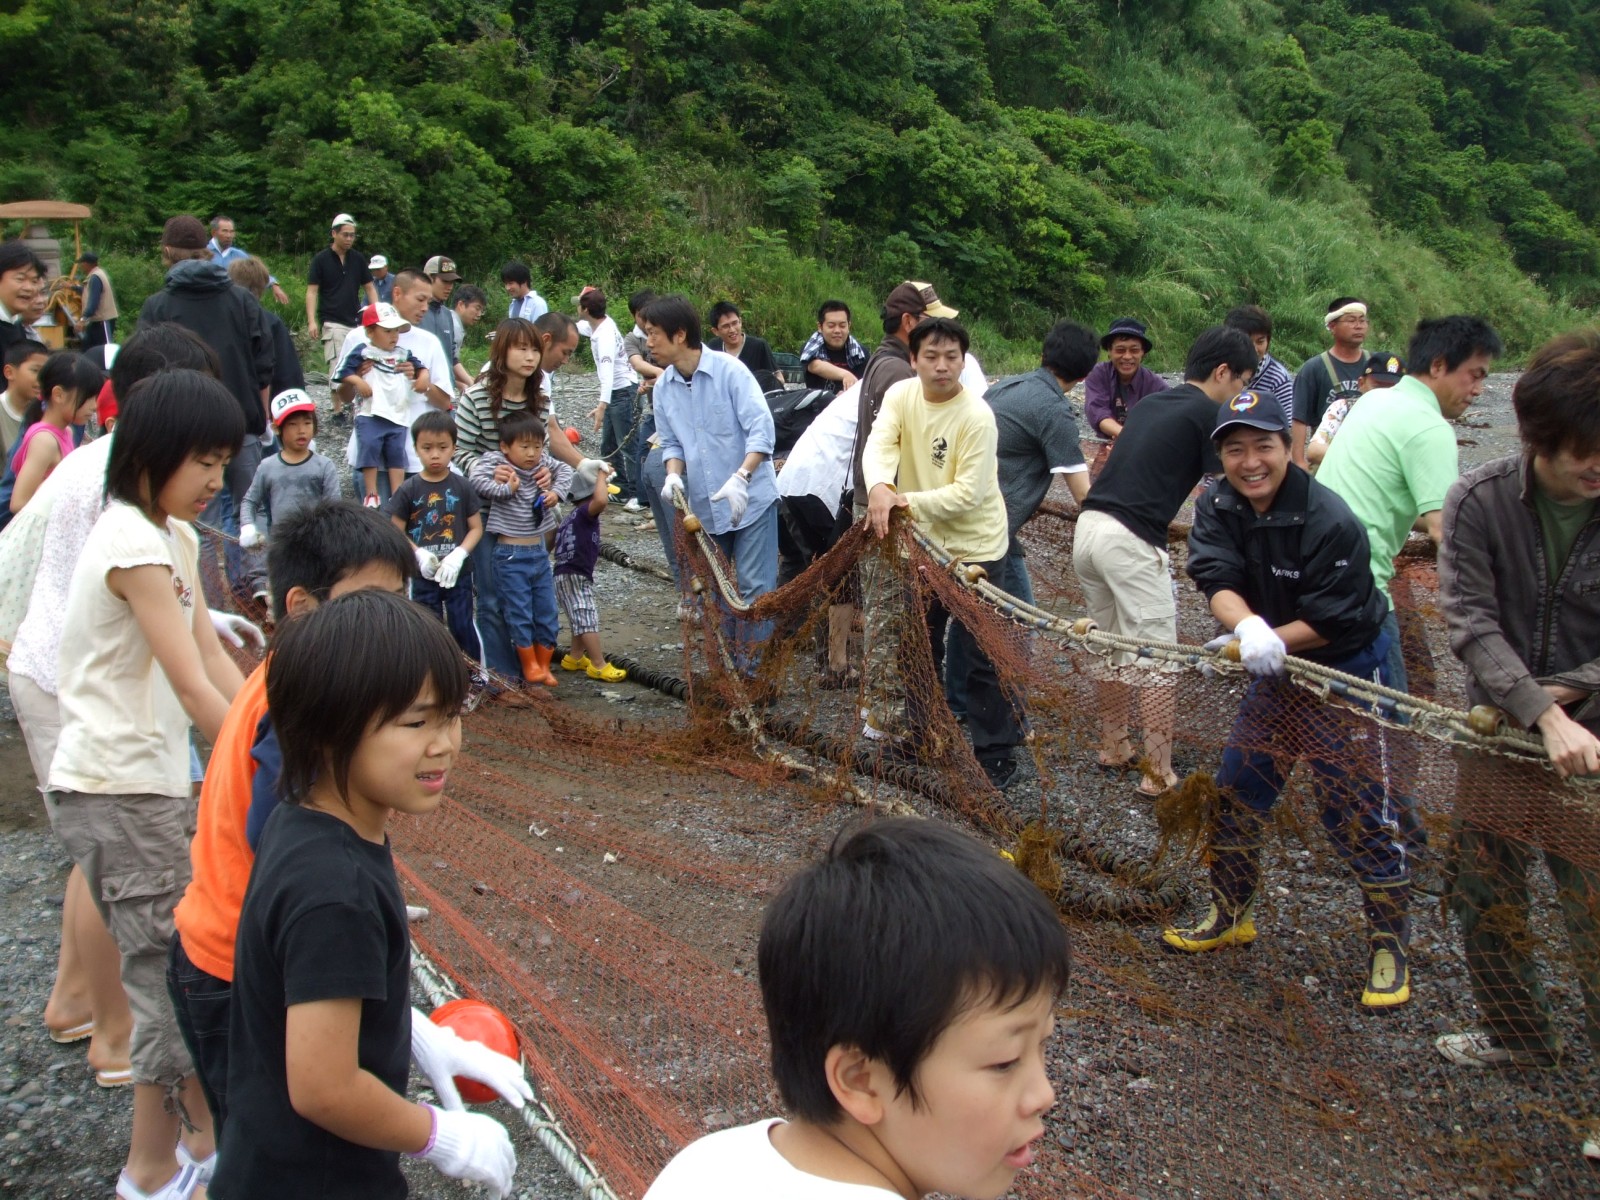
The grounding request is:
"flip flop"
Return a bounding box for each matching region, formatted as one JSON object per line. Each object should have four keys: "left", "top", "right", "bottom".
{"left": 1096, "top": 752, "right": 1139, "bottom": 773}
{"left": 48, "top": 1020, "right": 94, "bottom": 1045}
{"left": 1133, "top": 776, "right": 1178, "bottom": 799}
{"left": 95, "top": 1066, "right": 133, "bottom": 1088}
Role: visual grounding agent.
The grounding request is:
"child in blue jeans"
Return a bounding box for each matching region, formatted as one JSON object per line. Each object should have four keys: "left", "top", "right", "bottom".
{"left": 468, "top": 410, "right": 564, "bottom": 686}
{"left": 383, "top": 411, "right": 484, "bottom": 662}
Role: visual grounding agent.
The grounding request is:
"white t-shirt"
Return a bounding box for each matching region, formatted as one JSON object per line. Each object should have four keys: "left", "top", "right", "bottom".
{"left": 960, "top": 352, "right": 987, "bottom": 398}
{"left": 588, "top": 315, "right": 640, "bottom": 404}
{"left": 644, "top": 1119, "right": 900, "bottom": 1200}
{"left": 777, "top": 384, "right": 860, "bottom": 515}
{"left": 49, "top": 502, "right": 202, "bottom": 798}
{"left": 338, "top": 325, "right": 451, "bottom": 473}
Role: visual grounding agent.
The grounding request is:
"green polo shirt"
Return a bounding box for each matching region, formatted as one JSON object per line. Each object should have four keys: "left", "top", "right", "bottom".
{"left": 1316, "top": 373, "right": 1458, "bottom": 606}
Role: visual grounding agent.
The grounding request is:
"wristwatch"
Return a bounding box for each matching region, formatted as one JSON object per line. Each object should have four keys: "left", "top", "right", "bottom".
{"left": 736, "top": 467, "right": 753, "bottom": 482}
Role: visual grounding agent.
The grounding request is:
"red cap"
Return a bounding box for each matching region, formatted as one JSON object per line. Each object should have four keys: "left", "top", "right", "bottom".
{"left": 96, "top": 378, "right": 118, "bottom": 425}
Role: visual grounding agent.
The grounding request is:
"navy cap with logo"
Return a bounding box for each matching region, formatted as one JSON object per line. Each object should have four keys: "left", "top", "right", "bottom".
{"left": 1362, "top": 351, "right": 1406, "bottom": 382}
{"left": 1213, "top": 389, "right": 1289, "bottom": 440}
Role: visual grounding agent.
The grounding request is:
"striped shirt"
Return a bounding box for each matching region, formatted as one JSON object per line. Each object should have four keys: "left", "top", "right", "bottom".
{"left": 467, "top": 449, "right": 572, "bottom": 539}
{"left": 453, "top": 382, "right": 531, "bottom": 474}
{"left": 1253, "top": 352, "right": 1295, "bottom": 427}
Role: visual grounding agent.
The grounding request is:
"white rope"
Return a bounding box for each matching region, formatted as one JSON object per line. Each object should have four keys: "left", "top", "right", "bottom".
{"left": 410, "top": 945, "right": 622, "bottom": 1200}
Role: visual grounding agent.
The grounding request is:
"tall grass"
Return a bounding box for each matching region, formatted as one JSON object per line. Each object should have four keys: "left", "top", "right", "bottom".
{"left": 1092, "top": 46, "right": 1585, "bottom": 369}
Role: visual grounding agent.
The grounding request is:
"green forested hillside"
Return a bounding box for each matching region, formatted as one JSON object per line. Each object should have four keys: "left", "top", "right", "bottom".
{"left": 5, "top": 0, "right": 1598, "bottom": 367}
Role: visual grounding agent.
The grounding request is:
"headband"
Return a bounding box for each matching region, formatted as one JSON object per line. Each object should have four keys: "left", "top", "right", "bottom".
{"left": 1325, "top": 302, "right": 1368, "bottom": 328}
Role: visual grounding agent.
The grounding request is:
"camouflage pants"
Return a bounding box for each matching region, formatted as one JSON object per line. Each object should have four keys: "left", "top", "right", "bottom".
{"left": 1450, "top": 824, "right": 1600, "bottom": 1059}
{"left": 860, "top": 541, "right": 910, "bottom": 738}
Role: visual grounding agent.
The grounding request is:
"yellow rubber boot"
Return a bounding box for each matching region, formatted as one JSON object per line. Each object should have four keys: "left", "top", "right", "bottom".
{"left": 1162, "top": 898, "right": 1258, "bottom": 952}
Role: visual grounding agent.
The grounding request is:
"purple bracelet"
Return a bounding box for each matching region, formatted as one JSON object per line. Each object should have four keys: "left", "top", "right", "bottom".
{"left": 405, "top": 1103, "right": 438, "bottom": 1158}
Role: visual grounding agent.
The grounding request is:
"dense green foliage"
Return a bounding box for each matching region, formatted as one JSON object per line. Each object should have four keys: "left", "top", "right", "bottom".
{"left": 4, "top": 0, "right": 1597, "bottom": 368}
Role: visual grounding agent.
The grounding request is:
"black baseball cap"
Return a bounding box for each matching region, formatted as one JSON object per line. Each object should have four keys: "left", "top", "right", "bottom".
{"left": 1362, "top": 351, "right": 1406, "bottom": 382}
{"left": 1213, "top": 389, "right": 1288, "bottom": 439}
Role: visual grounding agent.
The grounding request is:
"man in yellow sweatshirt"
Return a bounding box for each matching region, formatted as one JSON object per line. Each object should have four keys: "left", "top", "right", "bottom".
{"left": 863, "top": 316, "right": 1023, "bottom": 788}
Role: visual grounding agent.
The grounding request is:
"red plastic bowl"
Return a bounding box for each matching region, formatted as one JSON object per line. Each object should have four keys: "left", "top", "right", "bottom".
{"left": 429, "top": 998, "right": 520, "bottom": 1104}
{"left": 565, "top": 426, "right": 581, "bottom": 444}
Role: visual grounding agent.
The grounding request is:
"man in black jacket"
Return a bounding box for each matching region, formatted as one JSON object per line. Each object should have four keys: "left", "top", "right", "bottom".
{"left": 140, "top": 214, "right": 275, "bottom": 599}
{"left": 1164, "top": 389, "right": 1413, "bottom": 1009}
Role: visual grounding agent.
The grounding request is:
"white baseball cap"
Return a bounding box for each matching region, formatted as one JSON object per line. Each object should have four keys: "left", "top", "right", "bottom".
{"left": 271, "top": 388, "right": 316, "bottom": 426}
{"left": 368, "top": 254, "right": 388, "bottom": 270}
{"left": 361, "top": 302, "right": 409, "bottom": 331}
{"left": 330, "top": 212, "right": 357, "bottom": 229}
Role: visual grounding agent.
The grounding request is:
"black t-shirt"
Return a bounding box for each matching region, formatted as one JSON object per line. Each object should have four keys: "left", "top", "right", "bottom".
{"left": 1080, "top": 382, "right": 1224, "bottom": 548}
{"left": 709, "top": 334, "right": 782, "bottom": 391}
{"left": 307, "top": 247, "right": 373, "bottom": 327}
{"left": 1291, "top": 351, "right": 1366, "bottom": 430}
{"left": 212, "top": 803, "right": 412, "bottom": 1200}
{"left": 382, "top": 471, "right": 481, "bottom": 551}
{"left": 804, "top": 344, "right": 853, "bottom": 393}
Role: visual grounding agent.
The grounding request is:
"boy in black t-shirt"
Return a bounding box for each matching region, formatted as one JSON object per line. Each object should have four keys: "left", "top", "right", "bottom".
{"left": 383, "top": 411, "right": 484, "bottom": 662}
{"left": 213, "top": 590, "right": 528, "bottom": 1200}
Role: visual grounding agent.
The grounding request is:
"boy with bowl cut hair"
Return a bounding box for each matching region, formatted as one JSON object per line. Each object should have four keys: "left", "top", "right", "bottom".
{"left": 645, "top": 817, "right": 1070, "bottom": 1200}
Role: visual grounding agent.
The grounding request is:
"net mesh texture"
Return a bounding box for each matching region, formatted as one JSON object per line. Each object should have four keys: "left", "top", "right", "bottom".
{"left": 194, "top": 461, "right": 1600, "bottom": 1200}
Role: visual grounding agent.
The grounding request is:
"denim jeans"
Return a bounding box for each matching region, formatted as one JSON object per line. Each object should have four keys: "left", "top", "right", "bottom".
{"left": 918, "top": 553, "right": 1024, "bottom": 758}
{"left": 412, "top": 568, "right": 482, "bottom": 662}
{"left": 168, "top": 935, "right": 233, "bottom": 1137}
{"left": 1379, "top": 605, "right": 1427, "bottom": 853}
{"left": 599, "top": 385, "right": 638, "bottom": 502}
{"left": 631, "top": 409, "right": 656, "bottom": 510}
{"left": 1215, "top": 632, "right": 1407, "bottom": 887}
{"left": 947, "top": 536, "right": 1034, "bottom": 718}
{"left": 642, "top": 446, "right": 682, "bottom": 587}
{"left": 707, "top": 501, "right": 778, "bottom": 672}
{"left": 200, "top": 436, "right": 265, "bottom": 598}
{"left": 492, "top": 540, "right": 560, "bottom": 649}
{"left": 470, "top": 533, "right": 519, "bottom": 676}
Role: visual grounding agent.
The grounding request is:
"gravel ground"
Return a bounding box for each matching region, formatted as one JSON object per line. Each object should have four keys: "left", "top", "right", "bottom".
{"left": 0, "top": 369, "right": 633, "bottom": 1200}
{"left": 5, "top": 368, "right": 1594, "bottom": 1198}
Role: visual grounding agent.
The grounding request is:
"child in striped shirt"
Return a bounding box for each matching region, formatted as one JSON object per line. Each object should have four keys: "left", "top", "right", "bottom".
{"left": 467, "top": 410, "right": 565, "bottom": 687}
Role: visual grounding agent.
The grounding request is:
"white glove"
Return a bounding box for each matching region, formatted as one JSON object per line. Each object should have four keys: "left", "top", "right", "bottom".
{"left": 411, "top": 1008, "right": 533, "bottom": 1112}
{"left": 414, "top": 1104, "right": 516, "bottom": 1198}
{"left": 435, "top": 547, "right": 470, "bottom": 589}
{"left": 1203, "top": 633, "right": 1237, "bottom": 654}
{"left": 1235, "top": 614, "right": 1287, "bottom": 677}
{"left": 660, "top": 471, "right": 685, "bottom": 505}
{"left": 210, "top": 610, "right": 265, "bottom": 649}
{"left": 238, "top": 524, "right": 264, "bottom": 550}
{"left": 415, "top": 547, "right": 440, "bottom": 581}
{"left": 710, "top": 472, "right": 749, "bottom": 524}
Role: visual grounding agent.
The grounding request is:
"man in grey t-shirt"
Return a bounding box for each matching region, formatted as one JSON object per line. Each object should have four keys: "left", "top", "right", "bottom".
{"left": 984, "top": 319, "right": 1099, "bottom": 600}
{"left": 943, "top": 321, "right": 1099, "bottom": 720}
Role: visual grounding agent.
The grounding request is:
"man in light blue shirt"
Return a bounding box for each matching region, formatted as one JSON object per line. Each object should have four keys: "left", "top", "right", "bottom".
{"left": 644, "top": 293, "right": 778, "bottom": 662}
{"left": 502, "top": 260, "right": 549, "bottom": 323}
{"left": 207, "top": 215, "right": 289, "bottom": 305}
